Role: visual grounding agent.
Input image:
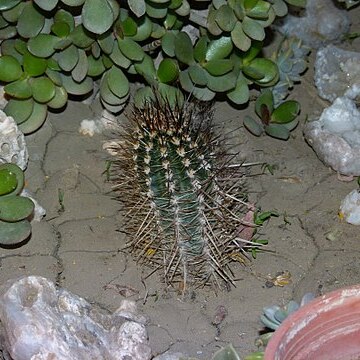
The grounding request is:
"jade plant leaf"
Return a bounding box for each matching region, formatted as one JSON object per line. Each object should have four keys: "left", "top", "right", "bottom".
{"left": 206, "top": 71, "right": 237, "bottom": 92}
{"left": 161, "top": 31, "right": 177, "bottom": 57}
{"left": 128, "top": 0, "right": 146, "bottom": 17}
{"left": 97, "top": 32, "right": 115, "bottom": 54}
{"left": 0, "top": 55, "right": 22, "bottom": 82}
{"left": 58, "top": 45, "right": 79, "bottom": 72}
{"left": 110, "top": 41, "right": 131, "bottom": 68}
{"left": 107, "top": 66, "right": 129, "bottom": 98}
{"left": 174, "top": 0, "right": 190, "bottom": 16}
{"left": 0, "top": 196, "right": 34, "bottom": 222}
{"left": 18, "top": 102, "right": 47, "bottom": 134}
{"left": 134, "top": 54, "right": 157, "bottom": 85}
{"left": 100, "top": 73, "right": 126, "bottom": 105}
{"left": 188, "top": 65, "right": 208, "bottom": 86}
{"left": 206, "top": 36, "right": 233, "bottom": 61}
{"left": 0, "top": 25, "right": 17, "bottom": 40}
{"left": 264, "top": 123, "right": 290, "bottom": 140}
{"left": 34, "top": 0, "right": 59, "bottom": 11}
{"left": 0, "top": 219, "right": 32, "bottom": 246}
{"left": 226, "top": 74, "right": 249, "bottom": 104}
{"left": 46, "top": 68, "right": 62, "bottom": 86}
{"left": 23, "top": 53, "right": 47, "bottom": 77}
{"left": 215, "top": 5, "right": 237, "bottom": 32}
{"left": 271, "top": 100, "right": 300, "bottom": 124}
{"left": 4, "top": 78, "right": 32, "bottom": 99}
{"left": 87, "top": 55, "right": 106, "bottom": 76}
{"left": 51, "top": 21, "right": 71, "bottom": 38}
{"left": 0, "top": 163, "right": 24, "bottom": 196}
{"left": 255, "top": 89, "right": 274, "bottom": 117}
{"left": 204, "top": 59, "right": 233, "bottom": 76}
{"left": 82, "top": 0, "right": 114, "bottom": 34}
{"left": 194, "top": 36, "right": 208, "bottom": 63}
{"left": 1, "top": 39, "right": 22, "bottom": 63}
{"left": 0, "top": 0, "right": 21, "bottom": 11}
{"left": 157, "top": 58, "right": 179, "bottom": 84}
{"left": 145, "top": 1, "right": 168, "bottom": 19}
{"left": 60, "top": 74, "right": 93, "bottom": 95}
{"left": 2, "top": 2, "right": 24, "bottom": 22}
{"left": 0, "top": 168, "right": 17, "bottom": 196}
{"left": 29, "top": 77, "right": 56, "bottom": 103}
{"left": 17, "top": 2, "right": 45, "bottom": 38}
{"left": 71, "top": 49, "right": 88, "bottom": 82}
{"left": 54, "top": 9, "right": 75, "bottom": 32}
{"left": 243, "top": 58, "right": 279, "bottom": 85}
{"left": 130, "top": 15, "right": 152, "bottom": 41}
{"left": 174, "top": 32, "right": 194, "bottom": 65}
{"left": 243, "top": 115, "right": 263, "bottom": 136}
{"left": 46, "top": 86, "right": 68, "bottom": 109}
{"left": 69, "top": 25, "right": 95, "bottom": 48}
{"left": 4, "top": 98, "right": 34, "bottom": 125}
{"left": 28, "top": 34, "right": 60, "bottom": 58}
{"left": 117, "top": 37, "right": 144, "bottom": 61}
{"left": 242, "top": 17, "right": 265, "bottom": 41}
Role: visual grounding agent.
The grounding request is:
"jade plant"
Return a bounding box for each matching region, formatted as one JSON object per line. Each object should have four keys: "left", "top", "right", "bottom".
{"left": 0, "top": 0, "right": 306, "bottom": 134}
{"left": 243, "top": 88, "right": 300, "bottom": 140}
{"left": 0, "top": 163, "right": 34, "bottom": 246}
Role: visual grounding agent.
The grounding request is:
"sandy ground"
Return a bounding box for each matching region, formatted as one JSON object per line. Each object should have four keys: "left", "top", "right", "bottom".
{"left": 1, "top": 9, "right": 360, "bottom": 360}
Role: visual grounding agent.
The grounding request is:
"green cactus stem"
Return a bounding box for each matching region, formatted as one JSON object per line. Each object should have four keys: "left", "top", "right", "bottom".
{"left": 108, "top": 97, "right": 257, "bottom": 289}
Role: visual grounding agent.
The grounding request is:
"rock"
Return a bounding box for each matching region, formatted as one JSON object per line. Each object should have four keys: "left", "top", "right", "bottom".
{"left": 0, "top": 110, "right": 28, "bottom": 170}
{"left": 0, "top": 276, "right": 152, "bottom": 360}
{"left": 340, "top": 190, "right": 360, "bottom": 225}
{"left": 315, "top": 45, "right": 360, "bottom": 102}
{"left": 277, "top": 0, "right": 350, "bottom": 49}
{"left": 304, "top": 85, "right": 360, "bottom": 176}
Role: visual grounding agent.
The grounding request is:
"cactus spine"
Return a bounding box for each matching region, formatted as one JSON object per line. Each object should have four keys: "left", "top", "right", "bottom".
{"left": 109, "top": 99, "right": 252, "bottom": 289}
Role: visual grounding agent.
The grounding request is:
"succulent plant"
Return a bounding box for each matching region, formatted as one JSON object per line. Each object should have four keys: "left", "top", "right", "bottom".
{"left": 337, "top": 0, "right": 360, "bottom": 9}
{"left": 106, "top": 95, "right": 261, "bottom": 289}
{"left": 270, "top": 36, "right": 311, "bottom": 105}
{"left": 243, "top": 89, "right": 300, "bottom": 140}
{"left": 0, "top": 0, "right": 306, "bottom": 133}
{"left": 0, "top": 163, "right": 34, "bottom": 246}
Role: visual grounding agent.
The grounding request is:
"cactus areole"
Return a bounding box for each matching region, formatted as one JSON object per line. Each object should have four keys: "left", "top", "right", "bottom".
{"left": 108, "top": 98, "right": 254, "bottom": 289}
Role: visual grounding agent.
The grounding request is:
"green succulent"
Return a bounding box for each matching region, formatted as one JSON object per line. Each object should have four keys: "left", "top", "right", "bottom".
{"left": 0, "top": 0, "right": 306, "bottom": 133}
{"left": 243, "top": 89, "right": 300, "bottom": 140}
{"left": 0, "top": 163, "right": 34, "bottom": 246}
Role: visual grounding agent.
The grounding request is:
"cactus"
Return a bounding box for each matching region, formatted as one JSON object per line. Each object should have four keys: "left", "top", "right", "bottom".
{"left": 107, "top": 96, "right": 258, "bottom": 289}
{"left": 0, "top": 163, "right": 34, "bottom": 246}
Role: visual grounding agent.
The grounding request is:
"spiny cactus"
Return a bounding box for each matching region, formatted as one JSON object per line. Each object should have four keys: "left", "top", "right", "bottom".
{"left": 106, "top": 97, "right": 257, "bottom": 289}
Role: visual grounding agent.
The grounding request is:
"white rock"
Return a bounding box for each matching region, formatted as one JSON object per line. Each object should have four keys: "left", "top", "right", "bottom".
{"left": 0, "top": 276, "right": 152, "bottom": 360}
{"left": 340, "top": 189, "right": 360, "bottom": 225}
{"left": 0, "top": 110, "right": 28, "bottom": 170}
{"left": 277, "top": 0, "right": 350, "bottom": 49}
{"left": 304, "top": 85, "right": 360, "bottom": 176}
{"left": 21, "top": 189, "right": 46, "bottom": 222}
{"left": 315, "top": 45, "right": 360, "bottom": 102}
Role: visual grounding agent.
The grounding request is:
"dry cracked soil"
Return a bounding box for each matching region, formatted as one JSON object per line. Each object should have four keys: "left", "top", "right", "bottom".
{"left": 1, "top": 10, "right": 360, "bottom": 360}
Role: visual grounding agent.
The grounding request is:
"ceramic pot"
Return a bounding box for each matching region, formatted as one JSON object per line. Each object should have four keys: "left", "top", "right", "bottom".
{"left": 264, "top": 284, "right": 360, "bottom": 360}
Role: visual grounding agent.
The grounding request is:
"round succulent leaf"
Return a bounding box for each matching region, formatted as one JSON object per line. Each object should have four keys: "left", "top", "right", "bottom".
{"left": 17, "top": 2, "right": 45, "bottom": 38}
{"left": 130, "top": 15, "right": 152, "bottom": 41}
{"left": 215, "top": 5, "right": 237, "bottom": 32}
{"left": 58, "top": 45, "right": 79, "bottom": 72}
{"left": 27, "top": 34, "right": 60, "bottom": 58}
{"left": 164, "top": 13, "right": 177, "bottom": 30}
{"left": 107, "top": 66, "right": 129, "bottom": 98}
{"left": 18, "top": 102, "right": 47, "bottom": 134}
{"left": 46, "top": 85, "right": 68, "bottom": 109}
{"left": 117, "top": 37, "right": 144, "bottom": 62}
{"left": 60, "top": 73, "right": 93, "bottom": 95}
{"left": 174, "top": 0, "right": 190, "bottom": 16}
{"left": 107, "top": 0, "right": 120, "bottom": 21}
{"left": 255, "top": 6, "right": 275, "bottom": 27}
{"left": 207, "top": 6, "right": 222, "bottom": 36}
{"left": 206, "top": 71, "right": 237, "bottom": 92}
{"left": 97, "top": 32, "right": 115, "bottom": 54}
{"left": 30, "top": 77, "right": 56, "bottom": 103}
{"left": 283, "top": 118, "right": 299, "bottom": 131}
{"left": 34, "top": 0, "right": 59, "bottom": 11}
{"left": 174, "top": 32, "right": 194, "bottom": 65}
{"left": 0, "top": 219, "right": 31, "bottom": 246}
{"left": 148, "top": 0, "right": 170, "bottom": 3}
{"left": 231, "top": 22, "right": 251, "bottom": 52}
{"left": 0, "top": 55, "right": 22, "bottom": 82}
{"left": 161, "top": 31, "right": 177, "bottom": 57}
{"left": 47, "top": 58, "right": 61, "bottom": 71}
{"left": 68, "top": 25, "right": 95, "bottom": 48}
{"left": 241, "top": 40, "right": 263, "bottom": 64}
{"left": 61, "top": 0, "right": 85, "bottom": 5}
{"left": 4, "top": 98, "right": 34, "bottom": 125}
{"left": 242, "top": 17, "right": 265, "bottom": 41}
{"left": 91, "top": 42, "right": 101, "bottom": 59}
{"left": 285, "top": 0, "right": 306, "bottom": 7}
{"left": 4, "top": 78, "right": 32, "bottom": 99}
{"left": 100, "top": 96, "right": 128, "bottom": 113}
{"left": 128, "top": 0, "right": 146, "bottom": 17}
{"left": 0, "top": 163, "right": 24, "bottom": 197}
{"left": 121, "top": 16, "right": 138, "bottom": 37}
{"left": 157, "top": 58, "right": 179, "bottom": 84}
{"left": 100, "top": 73, "right": 125, "bottom": 105}
{"left": 169, "top": 0, "right": 182, "bottom": 10}
{"left": 71, "top": 49, "right": 88, "bottom": 83}
{"left": 264, "top": 123, "right": 290, "bottom": 140}
{"left": 82, "top": 0, "right": 114, "bottom": 34}
{"left": 13, "top": 39, "right": 27, "bottom": 55}
{"left": 53, "top": 38, "right": 72, "bottom": 51}
{"left": 270, "top": 100, "right": 300, "bottom": 124}
{"left": 0, "top": 16, "right": 10, "bottom": 30}
{"left": 0, "top": 0, "right": 21, "bottom": 11}
{"left": 102, "top": 54, "right": 113, "bottom": 69}
{"left": 194, "top": 36, "right": 208, "bottom": 63}
{"left": 87, "top": 54, "right": 106, "bottom": 76}
{"left": 134, "top": 86, "right": 155, "bottom": 108}
{"left": 151, "top": 22, "right": 166, "bottom": 38}
{"left": 2, "top": 1, "right": 24, "bottom": 22}
{"left": 192, "top": 85, "right": 216, "bottom": 101}
{"left": 226, "top": 74, "right": 249, "bottom": 104}
{"left": 51, "top": 21, "right": 70, "bottom": 38}
{"left": 204, "top": 59, "right": 233, "bottom": 76}
{"left": 0, "top": 25, "right": 17, "bottom": 40}
{"left": 271, "top": 0, "right": 288, "bottom": 16}
{"left": 134, "top": 55, "right": 157, "bottom": 85}
{"left": 188, "top": 64, "right": 208, "bottom": 86}
{"left": 250, "top": 58, "right": 279, "bottom": 85}
{"left": 243, "top": 115, "right": 263, "bottom": 136}
{"left": 246, "top": 0, "right": 271, "bottom": 19}
{"left": 0, "top": 169, "right": 17, "bottom": 196}
{"left": 1, "top": 40, "right": 23, "bottom": 63}
{"left": 23, "top": 53, "right": 47, "bottom": 77}
{"left": 255, "top": 89, "right": 274, "bottom": 117}
{"left": 145, "top": 2, "right": 168, "bottom": 19}
{"left": 179, "top": 70, "right": 194, "bottom": 93}
{"left": 109, "top": 41, "right": 131, "bottom": 68}
{"left": 205, "top": 36, "right": 233, "bottom": 61}
{"left": 0, "top": 196, "right": 34, "bottom": 222}
{"left": 244, "top": 0, "right": 259, "bottom": 10}
{"left": 212, "top": 0, "right": 227, "bottom": 9}
{"left": 54, "top": 9, "right": 75, "bottom": 32}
